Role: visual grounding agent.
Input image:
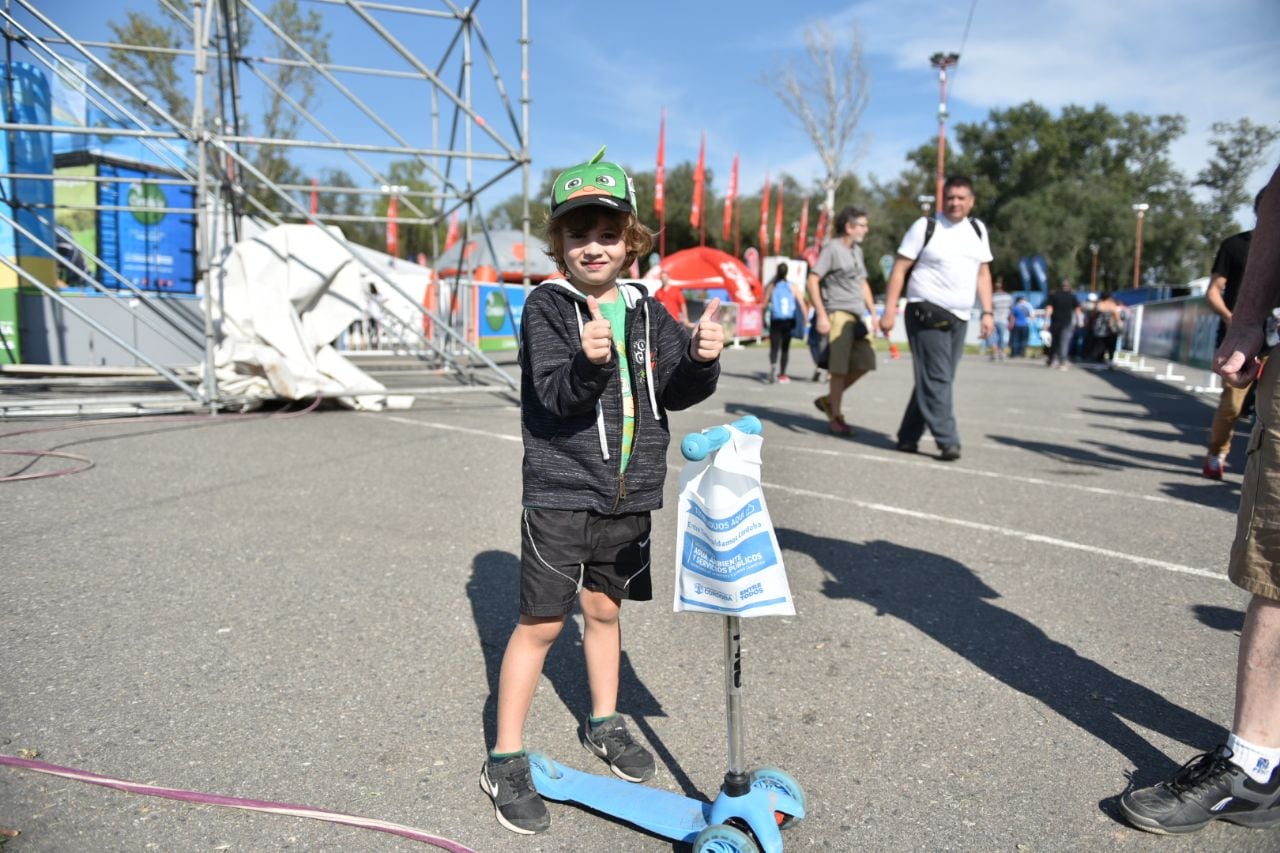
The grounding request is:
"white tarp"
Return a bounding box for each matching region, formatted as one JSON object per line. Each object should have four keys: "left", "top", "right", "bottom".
{"left": 206, "top": 224, "right": 411, "bottom": 411}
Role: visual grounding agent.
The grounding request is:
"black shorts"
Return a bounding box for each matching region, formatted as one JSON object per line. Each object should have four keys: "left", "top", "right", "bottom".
{"left": 520, "top": 508, "right": 653, "bottom": 617}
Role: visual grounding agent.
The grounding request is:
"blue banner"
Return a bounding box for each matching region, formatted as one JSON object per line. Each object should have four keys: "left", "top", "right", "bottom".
{"left": 97, "top": 162, "right": 195, "bottom": 293}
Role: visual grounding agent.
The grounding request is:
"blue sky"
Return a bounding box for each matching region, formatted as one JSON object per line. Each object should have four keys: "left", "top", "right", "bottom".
{"left": 23, "top": 0, "right": 1280, "bottom": 214}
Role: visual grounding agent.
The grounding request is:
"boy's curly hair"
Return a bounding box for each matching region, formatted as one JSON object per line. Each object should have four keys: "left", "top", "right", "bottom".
{"left": 543, "top": 207, "right": 655, "bottom": 276}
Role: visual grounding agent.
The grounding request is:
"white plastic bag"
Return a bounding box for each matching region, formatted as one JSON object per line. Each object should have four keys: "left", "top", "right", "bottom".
{"left": 673, "top": 424, "right": 795, "bottom": 616}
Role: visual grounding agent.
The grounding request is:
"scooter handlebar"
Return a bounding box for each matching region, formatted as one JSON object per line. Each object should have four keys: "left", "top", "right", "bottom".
{"left": 680, "top": 416, "right": 762, "bottom": 461}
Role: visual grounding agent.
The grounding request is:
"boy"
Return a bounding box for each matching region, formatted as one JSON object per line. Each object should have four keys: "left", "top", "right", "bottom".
{"left": 480, "top": 147, "right": 723, "bottom": 834}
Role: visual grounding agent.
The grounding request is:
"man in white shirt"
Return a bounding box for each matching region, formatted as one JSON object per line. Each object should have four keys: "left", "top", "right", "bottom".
{"left": 879, "top": 176, "right": 994, "bottom": 461}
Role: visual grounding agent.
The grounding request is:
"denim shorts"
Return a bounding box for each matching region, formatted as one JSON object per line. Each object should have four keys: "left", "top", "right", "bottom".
{"left": 1230, "top": 362, "right": 1280, "bottom": 601}
{"left": 520, "top": 508, "right": 653, "bottom": 617}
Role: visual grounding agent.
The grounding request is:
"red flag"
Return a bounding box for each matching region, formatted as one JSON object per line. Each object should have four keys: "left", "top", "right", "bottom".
{"left": 309, "top": 177, "right": 318, "bottom": 217}
{"left": 796, "top": 197, "right": 810, "bottom": 255}
{"left": 386, "top": 194, "right": 400, "bottom": 257}
{"left": 772, "top": 183, "right": 784, "bottom": 254}
{"left": 722, "top": 153, "right": 738, "bottom": 242}
{"left": 758, "top": 174, "right": 770, "bottom": 254}
{"left": 690, "top": 132, "right": 706, "bottom": 229}
{"left": 815, "top": 206, "right": 829, "bottom": 246}
{"left": 444, "top": 211, "right": 460, "bottom": 251}
{"left": 654, "top": 110, "right": 666, "bottom": 222}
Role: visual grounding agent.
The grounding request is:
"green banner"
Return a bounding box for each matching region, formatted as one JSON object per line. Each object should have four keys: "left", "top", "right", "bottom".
{"left": 0, "top": 279, "right": 19, "bottom": 364}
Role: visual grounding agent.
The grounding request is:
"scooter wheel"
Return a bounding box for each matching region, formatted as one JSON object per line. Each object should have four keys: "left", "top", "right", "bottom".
{"left": 692, "top": 822, "right": 759, "bottom": 853}
{"left": 750, "top": 766, "right": 806, "bottom": 829}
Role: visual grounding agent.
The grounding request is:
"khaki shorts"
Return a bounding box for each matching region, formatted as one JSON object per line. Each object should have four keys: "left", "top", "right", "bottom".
{"left": 828, "top": 311, "right": 877, "bottom": 376}
{"left": 1229, "top": 361, "right": 1280, "bottom": 601}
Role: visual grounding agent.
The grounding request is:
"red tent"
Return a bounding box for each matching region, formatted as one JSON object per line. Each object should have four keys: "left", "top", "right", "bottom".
{"left": 648, "top": 247, "right": 763, "bottom": 304}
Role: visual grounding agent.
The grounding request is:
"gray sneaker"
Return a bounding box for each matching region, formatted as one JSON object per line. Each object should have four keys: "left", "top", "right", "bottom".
{"left": 582, "top": 715, "right": 655, "bottom": 782}
{"left": 480, "top": 754, "right": 550, "bottom": 834}
{"left": 1120, "top": 745, "right": 1280, "bottom": 834}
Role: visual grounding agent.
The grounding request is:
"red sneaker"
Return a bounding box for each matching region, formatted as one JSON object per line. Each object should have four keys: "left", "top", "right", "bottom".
{"left": 1202, "top": 456, "right": 1224, "bottom": 480}
{"left": 778, "top": 374, "right": 791, "bottom": 384}
{"left": 829, "top": 415, "right": 853, "bottom": 436}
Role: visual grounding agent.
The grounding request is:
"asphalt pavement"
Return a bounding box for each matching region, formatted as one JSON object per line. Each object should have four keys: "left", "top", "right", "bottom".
{"left": 2, "top": 343, "right": 1274, "bottom": 852}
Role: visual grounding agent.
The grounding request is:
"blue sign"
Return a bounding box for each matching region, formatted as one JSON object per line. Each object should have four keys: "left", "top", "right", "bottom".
{"left": 97, "top": 162, "right": 196, "bottom": 293}
{"left": 1018, "top": 257, "right": 1031, "bottom": 291}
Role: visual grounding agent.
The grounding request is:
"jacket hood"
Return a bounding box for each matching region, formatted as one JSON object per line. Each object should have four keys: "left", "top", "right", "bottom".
{"left": 540, "top": 277, "right": 649, "bottom": 308}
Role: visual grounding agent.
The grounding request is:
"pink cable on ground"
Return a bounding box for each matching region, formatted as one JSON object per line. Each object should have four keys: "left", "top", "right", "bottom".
{"left": 0, "top": 755, "right": 477, "bottom": 852}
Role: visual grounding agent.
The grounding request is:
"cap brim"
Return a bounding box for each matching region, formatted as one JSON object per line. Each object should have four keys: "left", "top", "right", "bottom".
{"left": 550, "top": 194, "right": 633, "bottom": 220}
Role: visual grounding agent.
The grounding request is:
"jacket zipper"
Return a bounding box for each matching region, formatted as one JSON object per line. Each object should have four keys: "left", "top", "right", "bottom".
{"left": 610, "top": 304, "right": 639, "bottom": 513}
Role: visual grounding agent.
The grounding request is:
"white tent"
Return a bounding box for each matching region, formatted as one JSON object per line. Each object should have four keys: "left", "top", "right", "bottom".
{"left": 206, "top": 224, "right": 412, "bottom": 410}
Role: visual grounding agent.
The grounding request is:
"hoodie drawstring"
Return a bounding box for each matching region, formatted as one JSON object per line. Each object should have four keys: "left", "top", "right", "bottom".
{"left": 643, "top": 303, "right": 660, "bottom": 420}
{"left": 573, "top": 300, "right": 610, "bottom": 462}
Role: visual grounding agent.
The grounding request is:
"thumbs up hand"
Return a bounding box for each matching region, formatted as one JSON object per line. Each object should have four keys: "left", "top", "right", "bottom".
{"left": 582, "top": 296, "right": 614, "bottom": 365}
{"left": 689, "top": 298, "right": 724, "bottom": 363}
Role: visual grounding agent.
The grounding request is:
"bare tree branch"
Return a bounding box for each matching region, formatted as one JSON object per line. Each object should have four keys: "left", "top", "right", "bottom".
{"left": 764, "top": 22, "right": 869, "bottom": 213}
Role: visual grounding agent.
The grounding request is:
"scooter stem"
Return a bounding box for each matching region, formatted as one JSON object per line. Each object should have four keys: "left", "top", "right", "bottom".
{"left": 722, "top": 615, "right": 751, "bottom": 797}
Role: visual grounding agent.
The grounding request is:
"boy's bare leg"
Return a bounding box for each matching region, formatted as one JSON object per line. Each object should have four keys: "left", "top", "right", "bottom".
{"left": 580, "top": 588, "right": 622, "bottom": 718}
{"left": 493, "top": 614, "right": 566, "bottom": 753}
{"left": 1233, "top": 595, "right": 1280, "bottom": 745}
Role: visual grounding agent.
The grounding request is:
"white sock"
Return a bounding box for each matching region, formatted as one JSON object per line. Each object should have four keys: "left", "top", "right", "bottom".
{"left": 1226, "top": 733, "right": 1280, "bottom": 784}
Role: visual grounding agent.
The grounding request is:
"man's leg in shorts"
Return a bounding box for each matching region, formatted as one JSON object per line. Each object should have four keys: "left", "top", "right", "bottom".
{"left": 1208, "top": 382, "right": 1251, "bottom": 459}
{"left": 1230, "top": 361, "right": 1280, "bottom": 748}
{"left": 1234, "top": 595, "right": 1280, "bottom": 748}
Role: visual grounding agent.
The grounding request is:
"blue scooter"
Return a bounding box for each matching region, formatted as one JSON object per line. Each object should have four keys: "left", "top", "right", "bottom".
{"left": 529, "top": 416, "right": 806, "bottom": 853}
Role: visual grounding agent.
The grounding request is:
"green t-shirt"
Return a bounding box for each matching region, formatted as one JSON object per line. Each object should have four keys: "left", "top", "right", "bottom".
{"left": 596, "top": 298, "right": 634, "bottom": 472}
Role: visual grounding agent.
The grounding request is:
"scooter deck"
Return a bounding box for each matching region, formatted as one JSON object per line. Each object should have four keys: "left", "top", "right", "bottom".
{"left": 528, "top": 752, "right": 710, "bottom": 842}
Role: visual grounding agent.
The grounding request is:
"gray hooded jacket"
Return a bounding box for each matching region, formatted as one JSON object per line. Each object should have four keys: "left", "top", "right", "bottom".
{"left": 520, "top": 278, "right": 719, "bottom": 514}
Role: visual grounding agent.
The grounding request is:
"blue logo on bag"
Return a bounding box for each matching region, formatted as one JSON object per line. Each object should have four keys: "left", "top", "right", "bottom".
{"left": 681, "top": 531, "right": 778, "bottom": 582}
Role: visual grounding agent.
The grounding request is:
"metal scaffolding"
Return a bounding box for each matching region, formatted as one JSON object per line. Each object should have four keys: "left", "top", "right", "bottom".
{"left": 0, "top": 0, "right": 532, "bottom": 416}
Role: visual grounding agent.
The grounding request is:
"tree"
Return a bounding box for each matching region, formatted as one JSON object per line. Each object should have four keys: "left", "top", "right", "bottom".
{"left": 244, "top": 0, "right": 329, "bottom": 211}
{"left": 1195, "top": 118, "right": 1279, "bottom": 247}
{"left": 764, "top": 22, "right": 869, "bottom": 217}
{"left": 95, "top": 3, "right": 194, "bottom": 125}
{"left": 95, "top": 0, "right": 328, "bottom": 215}
{"left": 896, "top": 102, "right": 1204, "bottom": 288}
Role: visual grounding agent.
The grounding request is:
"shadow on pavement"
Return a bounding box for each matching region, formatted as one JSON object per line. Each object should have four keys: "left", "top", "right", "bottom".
{"left": 781, "top": 529, "right": 1226, "bottom": 786}
{"left": 1193, "top": 604, "right": 1246, "bottom": 634}
{"left": 723, "top": 400, "right": 898, "bottom": 451}
{"left": 466, "top": 550, "right": 702, "bottom": 800}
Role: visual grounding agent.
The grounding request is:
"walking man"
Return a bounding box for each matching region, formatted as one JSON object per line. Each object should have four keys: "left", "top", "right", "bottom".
{"left": 1201, "top": 188, "right": 1267, "bottom": 479}
{"left": 1119, "top": 164, "right": 1280, "bottom": 834}
{"left": 1044, "top": 278, "right": 1079, "bottom": 369}
{"left": 808, "top": 206, "right": 877, "bottom": 436}
{"left": 879, "top": 176, "right": 994, "bottom": 461}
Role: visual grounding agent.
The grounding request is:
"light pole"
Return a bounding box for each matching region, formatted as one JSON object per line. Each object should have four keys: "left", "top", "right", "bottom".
{"left": 930, "top": 52, "right": 960, "bottom": 206}
{"left": 1089, "top": 243, "right": 1099, "bottom": 291}
{"left": 1131, "top": 203, "right": 1149, "bottom": 289}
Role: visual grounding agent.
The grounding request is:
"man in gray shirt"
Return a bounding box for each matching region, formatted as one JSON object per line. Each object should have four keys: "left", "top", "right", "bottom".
{"left": 807, "top": 206, "right": 877, "bottom": 436}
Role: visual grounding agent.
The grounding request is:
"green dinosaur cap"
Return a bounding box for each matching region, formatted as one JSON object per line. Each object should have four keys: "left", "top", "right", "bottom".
{"left": 549, "top": 145, "right": 636, "bottom": 220}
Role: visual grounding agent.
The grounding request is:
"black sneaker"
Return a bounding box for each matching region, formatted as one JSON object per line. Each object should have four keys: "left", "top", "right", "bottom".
{"left": 895, "top": 440, "right": 918, "bottom": 454}
{"left": 480, "top": 754, "right": 550, "bottom": 834}
{"left": 1120, "top": 746, "right": 1280, "bottom": 834}
{"left": 582, "top": 715, "right": 655, "bottom": 782}
{"left": 939, "top": 445, "right": 961, "bottom": 461}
